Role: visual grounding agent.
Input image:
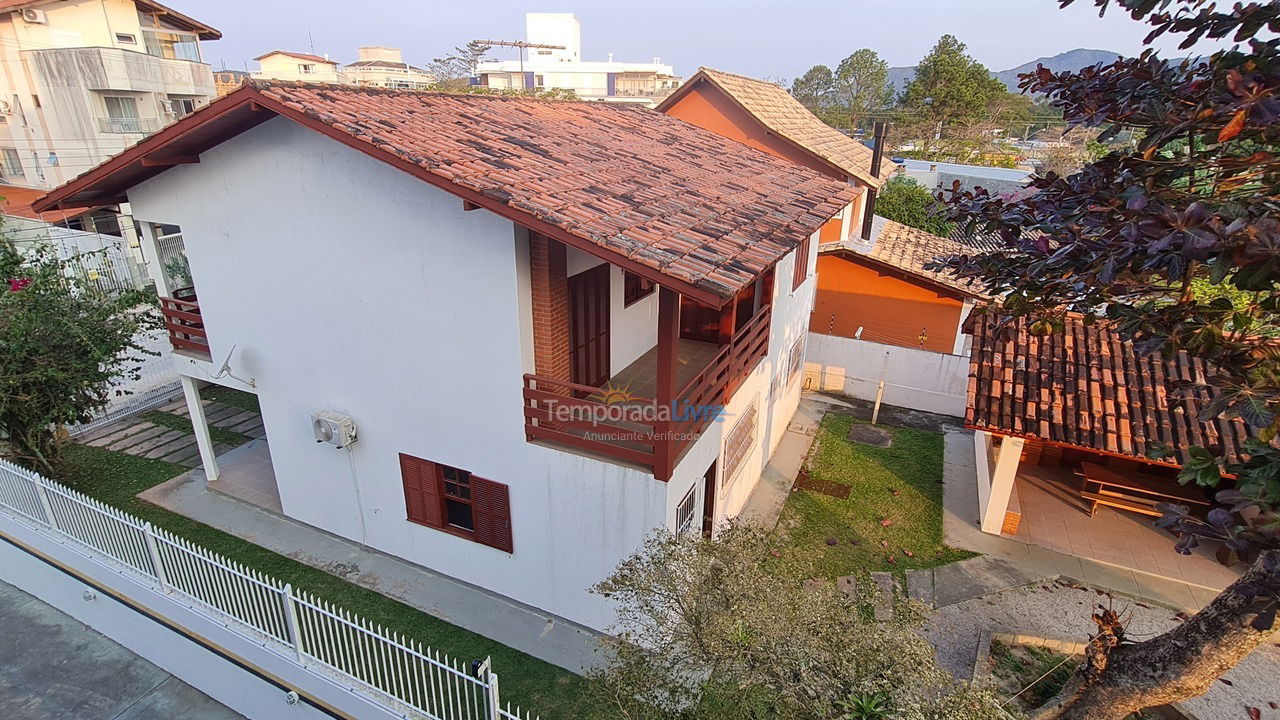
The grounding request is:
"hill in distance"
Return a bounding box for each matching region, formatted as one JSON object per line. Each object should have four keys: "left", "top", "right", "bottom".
{"left": 886, "top": 48, "right": 1124, "bottom": 95}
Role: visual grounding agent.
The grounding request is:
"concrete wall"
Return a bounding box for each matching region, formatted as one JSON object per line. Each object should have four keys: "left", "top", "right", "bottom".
{"left": 804, "top": 332, "right": 968, "bottom": 416}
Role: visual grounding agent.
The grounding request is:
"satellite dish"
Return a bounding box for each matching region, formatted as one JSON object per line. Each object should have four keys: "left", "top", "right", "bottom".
{"left": 210, "top": 343, "right": 256, "bottom": 387}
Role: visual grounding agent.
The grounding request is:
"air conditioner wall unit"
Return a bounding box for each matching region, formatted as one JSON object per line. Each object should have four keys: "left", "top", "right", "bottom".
{"left": 21, "top": 8, "right": 48, "bottom": 24}
{"left": 312, "top": 410, "right": 357, "bottom": 449}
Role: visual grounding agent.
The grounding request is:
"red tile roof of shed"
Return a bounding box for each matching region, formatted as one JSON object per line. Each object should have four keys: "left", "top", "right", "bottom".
{"left": 966, "top": 314, "right": 1254, "bottom": 467}
{"left": 34, "top": 81, "right": 856, "bottom": 304}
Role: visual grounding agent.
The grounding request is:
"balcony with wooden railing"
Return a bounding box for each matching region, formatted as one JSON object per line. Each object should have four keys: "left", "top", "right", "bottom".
{"left": 522, "top": 292, "right": 771, "bottom": 481}
{"left": 159, "top": 287, "right": 210, "bottom": 359}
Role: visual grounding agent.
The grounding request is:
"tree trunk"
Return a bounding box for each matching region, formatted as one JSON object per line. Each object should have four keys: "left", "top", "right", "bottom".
{"left": 1033, "top": 550, "right": 1279, "bottom": 719}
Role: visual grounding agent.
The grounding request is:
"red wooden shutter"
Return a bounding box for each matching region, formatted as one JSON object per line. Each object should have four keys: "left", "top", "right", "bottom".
{"left": 470, "top": 476, "right": 513, "bottom": 553}
{"left": 399, "top": 453, "right": 442, "bottom": 528}
{"left": 792, "top": 235, "right": 810, "bottom": 291}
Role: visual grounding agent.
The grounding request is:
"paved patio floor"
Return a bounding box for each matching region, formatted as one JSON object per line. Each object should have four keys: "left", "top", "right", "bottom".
{"left": 1013, "top": 465, "right": 1240, "bottom": 589}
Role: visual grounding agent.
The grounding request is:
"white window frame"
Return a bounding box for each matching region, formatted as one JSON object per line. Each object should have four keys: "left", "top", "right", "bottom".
{"left": 675, "top": 484, "right": 698, "bottom": 538}
{"left": 1, "top": 148, "right": 22, "bottom": 178}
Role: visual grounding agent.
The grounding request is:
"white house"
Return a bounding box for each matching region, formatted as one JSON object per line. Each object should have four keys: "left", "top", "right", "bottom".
{"left": 475, "top": 13, "right": 681, "bottom": 106}
{"left": 35, "top": 81, "right": 855, "bottom": 631}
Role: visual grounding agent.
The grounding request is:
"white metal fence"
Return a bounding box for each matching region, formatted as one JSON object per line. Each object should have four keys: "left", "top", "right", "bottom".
{"left": 0, "top": 458, "right": 540, "bottom": 720}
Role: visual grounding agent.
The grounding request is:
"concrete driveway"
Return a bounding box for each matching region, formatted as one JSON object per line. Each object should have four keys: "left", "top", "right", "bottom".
{"left": 0, "top": 578, "right": 242, "bottom": 720}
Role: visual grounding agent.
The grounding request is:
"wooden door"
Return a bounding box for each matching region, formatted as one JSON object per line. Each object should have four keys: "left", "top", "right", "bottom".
{"left": 701, "top": 460, "right": 718, "bottom": 539}
{"left": 569, "top": 264, "right": 611, "bottom": 389}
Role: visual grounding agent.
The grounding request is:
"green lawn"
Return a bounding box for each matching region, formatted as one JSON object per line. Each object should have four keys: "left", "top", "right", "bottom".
{"left": 777, "top": 413, "right": 977, "bottom": 578}
{"left": 54, "top": 443, "right": 603, "bottom": 718}
{"left": 200, "top": 385, "right": 261, "bottom": 413}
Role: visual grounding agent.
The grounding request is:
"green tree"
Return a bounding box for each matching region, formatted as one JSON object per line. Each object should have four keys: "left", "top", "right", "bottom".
{"left": 875, "top": 176, "right": 954, "bottom": 236}
{"left": 428, "top": 40, "right": 490, "bottom": 88}
{"left": 901, "top": 35, "right": 1006, "bottom": 128}
{"left": 832, "top": 49, "right": 892, "bottom": 131}
{"left": 931, "top": 1, "right": 1280, "bottom": 716}
{"left": 588, "top": 525, "right": 1005, "bottom": 720}
{"left": 790, "top": 65, "right": 836, "bottom": 120}
{"left": 0, "top": 236, "right": 157, "bottom": 474}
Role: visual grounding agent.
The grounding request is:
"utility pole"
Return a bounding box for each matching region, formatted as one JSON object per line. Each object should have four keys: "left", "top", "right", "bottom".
{"left": 475, "top": 40, "right": 565, "bottom": 90}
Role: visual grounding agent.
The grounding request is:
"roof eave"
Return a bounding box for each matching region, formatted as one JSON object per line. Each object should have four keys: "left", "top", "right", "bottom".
{"left": 33, "top": 84, "right": 751, "bottom": 308}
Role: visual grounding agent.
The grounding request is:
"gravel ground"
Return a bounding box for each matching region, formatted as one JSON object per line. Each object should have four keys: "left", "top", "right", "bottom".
{"left": 921, "top": 580, "right": 1280, "bottom": 720}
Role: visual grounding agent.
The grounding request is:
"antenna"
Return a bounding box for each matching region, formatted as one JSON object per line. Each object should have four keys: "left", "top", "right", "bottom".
{"left": 211, "top": 344, "right": 257, "bottom": 387}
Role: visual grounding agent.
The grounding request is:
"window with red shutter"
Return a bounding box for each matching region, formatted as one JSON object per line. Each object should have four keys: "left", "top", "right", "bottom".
{"left": 470, "top": 476, "right": 514, "bottom": 553}
{"left": 400, "top": 453, "right": 442, "bottom": 528}
{"left": 792, "top": 235, "right": 811, "bottom": 291}
{"left": 398, "top": 453, "right": 513, "bottom": 553}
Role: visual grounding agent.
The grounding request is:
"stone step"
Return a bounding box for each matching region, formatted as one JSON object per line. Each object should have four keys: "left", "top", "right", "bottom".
{"left": 82, "top": 422, "right": 151, "bottom": 448}
{"left": 142, "top": 434, "right": 197, "bottom": 460}
{"left": 906, "top": 568, "right": 935, "bottom": 607}
{"left": 213, "top": 410, "right": 258, "bottom": 430}
{"left": 120, "top": 429, "right": 187, "bottom": 456}
{"left": 201, "top": 404, "right": 243, "bottom": 425}
{"left": 159, "top": 443, "right": 202, "bottom": 466}
{"left": 870, "top": 571, "right": 897, "bottom": 621}
{"left": 104, "top": 424, "right": 168, "bottom": 452}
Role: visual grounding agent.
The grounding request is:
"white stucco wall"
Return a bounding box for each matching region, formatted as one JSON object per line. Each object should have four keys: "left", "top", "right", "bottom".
{"left": 127, "top": 117, "right": 669, "bottom": 631}
{"left": 803, "top": 333, "right": 969, "bottom": 417}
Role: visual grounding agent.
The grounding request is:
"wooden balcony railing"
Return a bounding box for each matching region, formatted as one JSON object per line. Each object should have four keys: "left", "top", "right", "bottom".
{"left": 521, "top": 305, "right": 771, "bottom": 479}
{"left": 670, "top": 306, "right": 771, "bottom": 458}
{"left": 159, "top": 287, "right": 210, "bottom": 358}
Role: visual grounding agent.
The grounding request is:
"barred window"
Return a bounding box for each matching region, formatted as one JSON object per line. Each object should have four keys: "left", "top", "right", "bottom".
{"left": 723, "top": 395, "right": 759, "bottom": 486}
{"left": 675, "top": 485, "right": 697, "bottom": 538}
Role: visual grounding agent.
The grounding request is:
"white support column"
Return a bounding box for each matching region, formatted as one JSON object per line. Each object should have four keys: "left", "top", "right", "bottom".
{"left": 980, "top": 434, "right": 1025, "bottom": 534}
{"left": 181, "top": 375, "right": 219, "bottom": 482}
{"left": 136, "top": 221, "right": 173, "bottom": 296}
{"left": 952, "top": 299, "right": 976, "bottom": 356}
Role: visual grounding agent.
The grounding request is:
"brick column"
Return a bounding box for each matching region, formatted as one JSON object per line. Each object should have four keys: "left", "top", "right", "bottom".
{"left": 528, "top": 232, "right": 572, "bottom": 386}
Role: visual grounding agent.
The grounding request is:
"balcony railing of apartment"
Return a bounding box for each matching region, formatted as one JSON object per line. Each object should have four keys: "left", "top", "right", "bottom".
{"left": 159, "top": 287, "right": 210, "bottom": 358}
{"left": 98, "top": 117, "right": 161, "bottom": 134}
{"left": 522, "top": 301, "right": 771, "bottom": 480}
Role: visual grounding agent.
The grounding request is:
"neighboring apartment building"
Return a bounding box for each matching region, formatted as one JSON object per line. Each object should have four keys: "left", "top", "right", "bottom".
{"left": 251, "top": 50, "right": 343, "bottom": 84}
{"left": 0, "top": 0, "right": 219, "bottom": 189}
{"left": 36, "top": 81, "right": 854, "bottom": 631}
{"left": 344, "top": 47, "right": 432, "bottom": 89}
{"left": 475, "top": 13, "right": 681, "bottom": 106}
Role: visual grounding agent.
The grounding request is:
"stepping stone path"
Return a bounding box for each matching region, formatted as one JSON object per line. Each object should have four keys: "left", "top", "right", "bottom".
{"left": 75, "top": 397, "right": 264, "bottom": 468}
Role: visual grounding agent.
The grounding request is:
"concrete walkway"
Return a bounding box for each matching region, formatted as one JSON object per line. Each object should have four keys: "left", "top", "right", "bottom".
{"left": 0, "top": 578, "right": 241, "bottom": 720}
{"left": 941, "top": 430, "right": 1224, "bottom": 612}
{"left": 140, "top": 468, "right": 604, "bottom": 675}
{"left": 738, "top": 394, "right": 828, "bottom": 530}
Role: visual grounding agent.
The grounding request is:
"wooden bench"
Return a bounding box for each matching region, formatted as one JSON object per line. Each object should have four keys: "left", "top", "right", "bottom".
{"left": 1079, "top": 462, "right": 1210, "bottom": 518}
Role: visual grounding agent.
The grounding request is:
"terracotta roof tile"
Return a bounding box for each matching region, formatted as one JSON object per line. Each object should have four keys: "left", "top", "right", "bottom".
{"left": 966, "top": 314, "right": 1254, "bottom": 466}
{"left": 38, "top": 81, "right": 855, "bottom": 301}
{"left": 819, "top": 216, "right": 987, "bottom": 298}
{"left": 0, "top": 184, "right": 91, "bottom": 223}
{"left": 663, "top": 67, "right": 894, "bottom": 188}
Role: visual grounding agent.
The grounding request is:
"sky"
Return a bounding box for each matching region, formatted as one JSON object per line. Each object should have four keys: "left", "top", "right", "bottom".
{"left": 184, "top": 0, "right": 1237, "bottom": 80}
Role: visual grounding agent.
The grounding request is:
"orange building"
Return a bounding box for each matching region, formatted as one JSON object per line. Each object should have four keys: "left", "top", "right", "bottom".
{"left": 813, "top": 218, "right": 984, "bottom": 354}
{"left": 658, "top": 67, "right": 984, "bottom": 355}
{"left": 657, "top": 67, "right": 895, "bottom": 245}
